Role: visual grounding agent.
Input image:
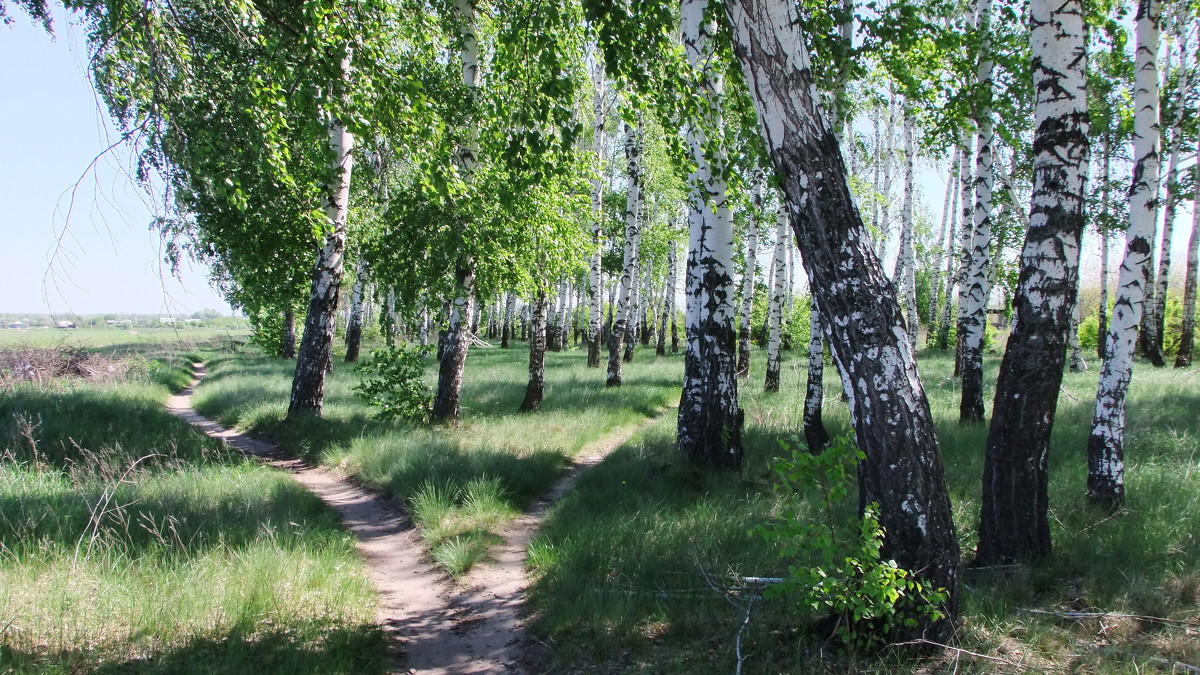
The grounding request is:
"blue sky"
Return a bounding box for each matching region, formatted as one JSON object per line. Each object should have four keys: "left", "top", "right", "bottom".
{"left": 1, "top": 9, "right": 234, "bottom": 316}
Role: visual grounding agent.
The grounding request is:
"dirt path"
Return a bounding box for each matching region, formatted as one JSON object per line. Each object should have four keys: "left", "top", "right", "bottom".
{"left": 166, "top": 364, "right": 666, "bottom": 674}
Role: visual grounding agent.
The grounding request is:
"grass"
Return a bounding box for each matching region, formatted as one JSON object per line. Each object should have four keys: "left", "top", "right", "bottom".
{"left": 191, "top": 342, "right": 682, "bottom": 578}
{"left": 159, "top": 333, "right": 1198, "bottom": 671}
{"left": 0, "top": 327, "right": 249, "bottom": 349}
{"left": 0, "top": 347, "right": 384, "bottom": 674}
{"left": 521, "top": 343, "right": 1200, "bottom": 673}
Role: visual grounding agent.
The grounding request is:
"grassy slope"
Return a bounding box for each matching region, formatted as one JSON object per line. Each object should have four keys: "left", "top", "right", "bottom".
{"left": 0, "top": 356, "right": 383, "bottom": 674}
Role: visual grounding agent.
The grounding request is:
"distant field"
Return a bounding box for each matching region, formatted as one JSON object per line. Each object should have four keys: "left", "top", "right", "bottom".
{"left": 0, "top": 327, "right": 250, "bottom": 348}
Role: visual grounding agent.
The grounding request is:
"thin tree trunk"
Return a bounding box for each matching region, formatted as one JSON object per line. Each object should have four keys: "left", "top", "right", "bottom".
{"left": 1148, "top": 17, "right": 1190, "bottom": 365}
{"left": 927, "top": 150, "right": 960, "bottom": 346}
{"left": 520, "top": 291, "right": 549, "bottom": 412}
{"left": 953, "top": 136, "right": 976, "bottom": 371}
{"left": 678, "top": 0, "right": 743, "bottom": 469}
{"left": 959, "top": 0, "right": 996, "bottom": 422}
{"left": 345, "top": 255, "right": 367, "bottom": 363}
{"left": 501, "top": 292, "right": 513, "bottom": 348}
{"left": 1068, "top": 287, "right": 1088, "bottom": 372}
{"left": 896, "top": 112, "right": 919, "bottom": 344}
{"left": 431, "top": 0, "right": 481, "bottom": 423}
{"left": 288, "top": 50, "right": 354, "bottom": 420}
{"left": 765, "top": 211, "right": 787, "bottom": 392}
{"left": 738, "top": 180, "right": 761, "bottom": 377}
{"left": 724, "top": 0, "right": 959, "bottom": 637}
{"left": 1098, "top": 132, "right": 1111, "bottom": 360}
{"left": 804, "top": 294, "right": 831, "bottom": 451}
{"left": 658, "top": 243, "right": 676, "bottom": 356}
{"left": 938, "top": 137, "right": 970, "bottom": 350}
{"left": 1175, "top": 145, "right": 1200, "bottom": 368}
{"left": 282, "top": 308, "right": 296, "bottom": 359}
{"left": 1087, "top": 0, "right": 1161, "bottom": 510}
{"left": 607, "top": 120, "right": 643, "bottom": 387}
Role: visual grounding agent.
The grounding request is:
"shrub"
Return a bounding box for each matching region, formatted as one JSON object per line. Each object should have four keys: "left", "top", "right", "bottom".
{"left": 752, "top": 435, "right": 947, "bottom": 650}
{"left": 353, "top": 344, "right": 433, "bottom": 423}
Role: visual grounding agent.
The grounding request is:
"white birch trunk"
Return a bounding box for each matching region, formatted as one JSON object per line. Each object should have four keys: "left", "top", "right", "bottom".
{"left": 927, "top": 150, "right": 960, "bottom": 346}
{"left": 1175, "top": 141, "right": 1199, "bottom": 368}
{"left": 737, "top": 174, "right": 762, "bottom": 377}
{"left": 678, "top": 0, "right": 743, "bottom": 467}
{"left": 587, "top": 56, "right": 606, "bottom": 367}
{"left": 896, "top": 113, "right": 918, "bottom": 345}
{"left": 606, "top": 120, "right": 643, "bottom": 386}
{"left": 1088, "top": 0, "right": 1161, "bottom": 508}
{"left": 959, "top": 0, "right": 996, "bottom": 422}
{"left": 764, "top": 211, "right": 787, "bottom": 391}
{"left": 288, "top": 49, "right": 355, "bottom": 418}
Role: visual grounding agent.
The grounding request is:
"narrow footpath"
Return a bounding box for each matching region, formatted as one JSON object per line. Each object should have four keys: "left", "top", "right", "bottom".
{"left": 166, "top": 363, "right": 666, "bottom": 674}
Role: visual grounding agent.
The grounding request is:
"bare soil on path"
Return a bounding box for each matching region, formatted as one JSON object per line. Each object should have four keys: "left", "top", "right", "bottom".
{"left": 166, "top": 364, "right": 666, "bottom": 674}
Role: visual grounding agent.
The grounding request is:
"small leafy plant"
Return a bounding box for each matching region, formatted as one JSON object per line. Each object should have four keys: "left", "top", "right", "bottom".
{"left": 752, "top": 434, "right": 947, "bottom": 650}
{"left": 353, "top": 344, "right": 433, "bottom": 423}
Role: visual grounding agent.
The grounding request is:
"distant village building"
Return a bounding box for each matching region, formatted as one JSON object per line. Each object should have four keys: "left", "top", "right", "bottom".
{"left": 159, "top": 317, "right": 175, "bottom": 325}
{"left": 7, "top": 321, "right": 26, "bottom": 330}
{"left": 55, "top": 320, "right": 77, "bottom": 329}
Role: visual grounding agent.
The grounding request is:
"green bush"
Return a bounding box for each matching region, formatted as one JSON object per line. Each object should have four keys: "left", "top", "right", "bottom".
{"left": 353, "top": 344, "right": 433, "bottom": 422}
{"left": 752, "top": 435, "right": 947, "bottom": 650}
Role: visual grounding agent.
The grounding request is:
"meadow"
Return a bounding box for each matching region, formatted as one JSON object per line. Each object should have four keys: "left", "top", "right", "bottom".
{"left": 2, "top": 332, "right": 1197, "bottom": 673}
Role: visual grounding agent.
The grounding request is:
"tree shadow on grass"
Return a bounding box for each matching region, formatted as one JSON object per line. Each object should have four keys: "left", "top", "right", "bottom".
{"left": 0, "top": 620, "right": 387, "bottom": 675}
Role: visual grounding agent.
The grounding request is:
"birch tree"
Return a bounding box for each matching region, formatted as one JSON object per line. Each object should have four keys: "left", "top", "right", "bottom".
{"left": 588, "top": 57, "right": 608, "bottom": 367}
{"left": 677, "top": 0, "right": 743, "bottom": 468}
{"left": 607, "top": 120, "right": 643, "bottom": 387}
{"left": 1177, "top": 148, "right": 1200, "bottom": 368}
{"left": 723, "top": 0, "right": 960, "bottom": 636}
{"left": 764, "top": 210, "right": 787, "bottom": 392}
{"left": 737, "top": 175, "right": 762, "bottom": 378}
{"left": 1088, "top": 0, "right": 1162, "bottom": 509}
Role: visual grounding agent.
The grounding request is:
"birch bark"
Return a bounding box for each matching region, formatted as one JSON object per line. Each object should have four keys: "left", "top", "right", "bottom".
{"left": 737, "top": 175, "right": 762, "bottom": 378}
{"left": 1087, "top": 0, "right": 1161, "bottom": 509}
{"left": 431, "top": 0, "right": 481, "bottom": 423}
{"left": 288, "top": 49, "right": 355, "bottom": 420}
{"left": 960, "top": 0, "right": 996, "bottom": 422}
{"left": 765, "top": 211, "right": 787, "bottom": 392}
{"left": 1176, "top": 147, "right": 1200, "bottom": 368}
{"left": 345, "top": 255, "right": 367, "bottom": 363}
{"left": 723, "top": 0, "right": 959, "bottom": 634}
{"left": 606, "top": 120, "right": 643, "bottom": 387}
{"left": 588, "top": 60, "right": 606, "bottom": 367}
{"left": 520, "top": 291, "right": 548, "bottom": 412}
{"left": 677, "top": 0, "right": 743, "bottom": 468}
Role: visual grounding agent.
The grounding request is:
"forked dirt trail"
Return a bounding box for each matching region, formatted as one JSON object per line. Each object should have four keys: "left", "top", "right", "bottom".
{"left": 166, "top": 364, "right": 666, "bottom": 674}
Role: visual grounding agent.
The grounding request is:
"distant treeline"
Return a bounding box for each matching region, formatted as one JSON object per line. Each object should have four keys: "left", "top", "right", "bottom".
{"left": 0, "top": 311, "right": 248, "bottom": 330}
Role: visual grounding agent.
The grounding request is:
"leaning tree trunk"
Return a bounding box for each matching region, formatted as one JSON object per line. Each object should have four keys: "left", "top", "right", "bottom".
{"left": 344, "top": 255, "right": 367, "bottom": 363}
{"left": 431, "top": 0, "right": 481, "bottom": 423}
{"left": 288, "top": 51, "right": 355, "bottom": 420}
{"left": 519, "top": 291, "right": 549, "bottom": 412}
{"left": 678, "top": 0, "right": 743, "bottom": 469}
{"left": 1176, "top": 145, "right": 1200, "bottom": 368}
{"left": 282, "top": 308, "right": 297, "bottom": 359}
{"left": 607, "top": 120, "right": 643, "bottom": 387}
{"left": 764, "top": 211, "right": 787, "bottom": 392}
{"left": 976, "top": 0, "right": 1090, "bottom": 564}
{"left": 1087, "top": 0, "right": 1161, "bottom": 510}
{"left": 724, "top": 0, "right": 960, "bottom": 637}
{"left": 737, "top": 175, "right": 762, "bottom": 377}
{"left": 959, "top": 0, "right": 996, "bottom": 423}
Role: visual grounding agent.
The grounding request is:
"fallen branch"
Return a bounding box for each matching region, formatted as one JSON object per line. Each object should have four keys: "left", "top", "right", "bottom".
{"left": 888, "top": 639, "right": 1034, "bottom": 670}
{"left": 1094, "top": 646, "right": 1200, "bottom": 674}
{"left": 1023, "top": 608, "right": 1192, "bottom": 627}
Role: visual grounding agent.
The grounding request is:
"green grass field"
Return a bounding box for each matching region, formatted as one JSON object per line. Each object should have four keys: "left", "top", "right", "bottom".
{"left": 4, "top": 332, "right": 1197, "bottom": 673}
{"left": 0, "top": 327, "right": 249, "bottom": 349}
{"left": 0, "top": 347, "right": 384, "bottom": 674}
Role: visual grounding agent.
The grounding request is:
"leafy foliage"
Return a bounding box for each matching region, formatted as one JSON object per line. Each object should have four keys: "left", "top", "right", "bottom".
{"left": 752, "top": 435, "right": 947, "bottom": 650}
{"left": 353, "top": 345, "right": 433, "bottom": 423}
